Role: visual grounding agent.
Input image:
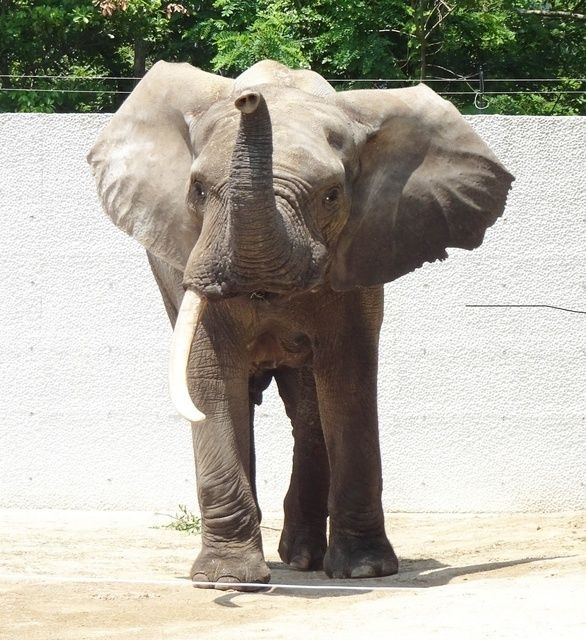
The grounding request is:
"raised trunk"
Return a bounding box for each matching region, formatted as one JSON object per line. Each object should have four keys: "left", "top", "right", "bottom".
{"left": 229, "top": 92, "right": 287, "bottom": 267}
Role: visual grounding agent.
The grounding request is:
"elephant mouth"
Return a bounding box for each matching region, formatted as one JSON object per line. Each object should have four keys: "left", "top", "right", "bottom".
{"left": 199, "top": 286, "right": 302, "bottom": 303}
{"left": 183, "top": 228, "right": 328, "bottom": 303}
{"left": 250, "top": 290, "right": 277, "bottom": 302}
{"left": 189, "top": 266, "right": 324, "bottom": 302}
{"left": 167, "top": 286, "right": 291, "bottom": 424}
{"left": 171, "top": 255, "right": 324, "bottom": 422}
{"left": 196, "top": 282, "right": 282, "bottom": 302}
{"left": 168, "top": 279, "right": 317, "bottom": 423}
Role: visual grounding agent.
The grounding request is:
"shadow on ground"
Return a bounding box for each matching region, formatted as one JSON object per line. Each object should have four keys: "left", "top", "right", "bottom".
{"left": 212, "top": 554, "right": 560, "bottom": 606}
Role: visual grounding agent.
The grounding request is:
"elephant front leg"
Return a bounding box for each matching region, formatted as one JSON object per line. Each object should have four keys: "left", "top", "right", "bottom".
{"left": 275, "top": 367, "right": 329, "bottom": 570}
{"left": 190, "top": 418, "right": 270, "bottom": 588}
{"left": 314, "top": 290, "right": 398, "bottom": 579}
{"left": 188, "top": 330, "right": 270, "bottom": 589}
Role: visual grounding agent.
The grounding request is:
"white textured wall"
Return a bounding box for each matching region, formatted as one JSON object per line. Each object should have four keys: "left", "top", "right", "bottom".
{"left": 0, "top": 114, "right": 584, "bottom": 513}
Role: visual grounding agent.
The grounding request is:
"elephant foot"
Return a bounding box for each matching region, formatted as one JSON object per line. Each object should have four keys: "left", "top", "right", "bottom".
{"left": 278, "top": 524, "right": 327, "bottom": 571}
{"left": 190, "top": 547, "right": 271, "bottom": 591}
{"left": 324, "top": 531, "right": 399, "bottom": 579}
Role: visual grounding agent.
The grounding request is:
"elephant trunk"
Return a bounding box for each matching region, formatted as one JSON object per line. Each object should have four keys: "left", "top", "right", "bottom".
{"left": 228, "top": 91, "right": 288, "bottom": 269}
{"left": 230, "top": 90, "right": 274, "bottom": 212}
{"left": 169, "top": 289, "right": 206, "bottom": 423}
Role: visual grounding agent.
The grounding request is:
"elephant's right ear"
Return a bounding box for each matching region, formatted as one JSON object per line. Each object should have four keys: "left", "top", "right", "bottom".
{"left": 87, "top": 62, "right": 233, "bottom": 271}
{"left": 329, "top": 85, "right": 514, "bottom": 290}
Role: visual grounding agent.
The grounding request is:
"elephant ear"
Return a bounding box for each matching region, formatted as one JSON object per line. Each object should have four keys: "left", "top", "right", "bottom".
{"left": 329, "top": 85, "right": 514, "bottom": 290}
{"left": 87, "top": 61, "right": 233, "bottom": 271}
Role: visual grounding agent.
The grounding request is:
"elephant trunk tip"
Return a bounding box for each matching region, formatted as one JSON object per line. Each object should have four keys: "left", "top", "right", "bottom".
{"left": 235, "top": 90, "right": 262, "bottom": 114}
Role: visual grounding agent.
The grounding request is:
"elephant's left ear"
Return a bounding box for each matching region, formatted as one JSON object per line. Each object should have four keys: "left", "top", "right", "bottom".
{"left": 87, "top": 62, "right": 233, "bottom": 271}
{"left": 329, "top": 85, "right": 514, "bottom": 289}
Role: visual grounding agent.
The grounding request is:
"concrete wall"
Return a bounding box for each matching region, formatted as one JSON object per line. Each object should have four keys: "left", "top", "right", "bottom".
{"left": 0, "top": 113, "right": 584, "bottom": 513}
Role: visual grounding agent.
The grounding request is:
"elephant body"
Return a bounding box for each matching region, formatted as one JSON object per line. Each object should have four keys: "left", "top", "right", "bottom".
{"left": 148, "top": 251, "right": 391, "bottom": 583}
{"left": 88, "top": 60, "right": 513, "bottom": 588}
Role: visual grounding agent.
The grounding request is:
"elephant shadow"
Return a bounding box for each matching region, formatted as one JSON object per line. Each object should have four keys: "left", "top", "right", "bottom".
{"left": 212, "top": 555, "right": 559, "bottom": 606}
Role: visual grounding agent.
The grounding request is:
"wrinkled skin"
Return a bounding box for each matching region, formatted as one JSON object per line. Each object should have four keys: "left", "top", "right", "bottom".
{"left": 150, "top": 256, "right": 394, "bottom": 584}
{"left": 88, "top": 60, "right": 513, "bottom": 589}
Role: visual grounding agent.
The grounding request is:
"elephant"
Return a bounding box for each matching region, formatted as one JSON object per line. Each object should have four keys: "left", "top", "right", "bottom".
{"left": 88, "top": 60, "right": 513, "bottom": 589}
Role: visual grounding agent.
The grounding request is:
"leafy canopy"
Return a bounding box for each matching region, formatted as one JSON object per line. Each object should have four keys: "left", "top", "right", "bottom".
{"left": 0, "top": 0, "right": 584, "bottom": 113}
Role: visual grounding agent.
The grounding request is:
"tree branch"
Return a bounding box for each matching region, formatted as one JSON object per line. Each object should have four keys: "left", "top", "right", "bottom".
{"left": 517, "top": 9, "right": 586, "bottom": 21}
{"left": 378, "top": 28, "right": 416, "bottom": 39}
{"left": 424, "top": 2, "right": 455, "bottom": 39}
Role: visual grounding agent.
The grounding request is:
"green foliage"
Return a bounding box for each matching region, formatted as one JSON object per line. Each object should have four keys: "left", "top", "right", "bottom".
{"left": 0, "top": 1, "right": 109, "bottom": 111}
{"left": 162, "top": 504, "right": 202, "bottom": 534}
{"left": 199, "top": 0, "right": 585, "bottom": 112}
{"left": 302, "top": 0, "right": 406, "bottom": 79}
{"left": 1, "top": 0, "right": 584, "bottom": 113}
{"left": 437, "top": 0, "right": 586, "bottom": 114}
{"left": 0, "top": 0, "right": 205, "bottom": 112}
{"left": 201, "top": 0, "right": 408, "bottom": 79}
{"left": 486, "top": 78, "right": 586, "bottom": 116}
{"left": 205, "top": 0, "right": 310, "bottom": 72}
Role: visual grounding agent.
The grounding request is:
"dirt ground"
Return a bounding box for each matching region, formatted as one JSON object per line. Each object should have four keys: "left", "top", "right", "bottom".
{"left": 0, "top": 510, "right": 584, "bottom": 639}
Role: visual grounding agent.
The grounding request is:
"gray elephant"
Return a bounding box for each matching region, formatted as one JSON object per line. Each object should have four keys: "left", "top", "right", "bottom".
{"left": 88, "top": 60, "right": 513, "bottom": 588}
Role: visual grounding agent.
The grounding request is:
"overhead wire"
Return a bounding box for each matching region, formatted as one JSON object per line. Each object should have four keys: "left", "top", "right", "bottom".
{"left": 1, "top": 74, "right": 585, "bottom": 82}
{"left": 0, "top": 75, "right": 584, "bottom": 102}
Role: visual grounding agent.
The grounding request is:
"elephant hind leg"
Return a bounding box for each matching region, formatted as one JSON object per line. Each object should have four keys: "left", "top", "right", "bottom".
{"left": 275, "top": 366, "right": 329, "bottom": 570}
{"left": 248, "top": 370, "right": 275, "bottom": 521}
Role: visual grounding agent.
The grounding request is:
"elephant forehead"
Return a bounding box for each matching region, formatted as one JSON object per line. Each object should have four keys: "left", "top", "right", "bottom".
{"left": 268, "top": 95, "right": 357, "bottom": 182}
{"left": 272, "top": 126, "right": 347, "bottom": 184}
{"left": 271, "top": 98, "right": 356, "bottom": 152}
{"left": 191, "top": 91, "right": 355, "bottom": 184}
{"left": 191, "top": 104, "right": 239, "bottom": 157}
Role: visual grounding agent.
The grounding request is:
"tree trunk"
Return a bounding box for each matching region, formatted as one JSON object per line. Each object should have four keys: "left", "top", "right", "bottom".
{"left": 415, "top": 0, "right": 427, "bottom": 81}
{"left": 133, "top": 38, "right": 147, "bottom": 82}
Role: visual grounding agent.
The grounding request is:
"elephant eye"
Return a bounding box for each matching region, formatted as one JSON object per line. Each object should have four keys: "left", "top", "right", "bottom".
{"left": 190, "top": 179, "right": 207, "bottom": 201}
{"left": 324, "top": 187, "right": 341, "bottom": 207}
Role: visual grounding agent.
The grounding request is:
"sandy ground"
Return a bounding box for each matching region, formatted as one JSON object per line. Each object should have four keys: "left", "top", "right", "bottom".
{"left": 0, "top": 510, "right": 584, "bottom": 639}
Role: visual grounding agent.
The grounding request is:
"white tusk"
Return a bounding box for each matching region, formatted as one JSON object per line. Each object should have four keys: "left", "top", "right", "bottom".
{"left": 169, "top": 289, "right": 206, "bottom": 423}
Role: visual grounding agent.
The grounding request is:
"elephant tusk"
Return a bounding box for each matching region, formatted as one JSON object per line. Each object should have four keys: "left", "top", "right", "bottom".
{"left": 169, "top": 289, "right": 206, "bottom": 423}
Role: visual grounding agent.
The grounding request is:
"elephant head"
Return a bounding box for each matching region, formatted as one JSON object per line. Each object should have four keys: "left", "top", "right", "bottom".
{"left": 88, "top": 60, "right": 513, "bottom": 422}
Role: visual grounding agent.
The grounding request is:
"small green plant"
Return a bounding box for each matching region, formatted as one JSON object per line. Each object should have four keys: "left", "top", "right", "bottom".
{"left": 163, "top": 504, "right": 202, "bottom": 535}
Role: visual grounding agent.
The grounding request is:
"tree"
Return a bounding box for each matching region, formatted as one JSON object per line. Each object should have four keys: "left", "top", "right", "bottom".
{"left": 201, "top": 0, "right": 584, "bottom": 113}
{"left": 485, "top": 0, "right": 586, "bottom": 114}
{"left": 93, "top": 0, "right": 191, "bottom": 78}
{"left": 0, "top": 0, "right": 112, "bottom": 111}
{"left": 0, "top": 0, "right": 210, "bottom": 112}
{"left": 1, "top": 0, "right": 584, "bottom": 113}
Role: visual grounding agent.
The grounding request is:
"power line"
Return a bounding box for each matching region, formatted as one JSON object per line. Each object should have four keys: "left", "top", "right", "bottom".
{"left": 1, "top": 75, "right": 584, "bottom": 102}
{"left": 0, "top": 74, "right": 141, "bottom": 81}
{"left": 1, "top": 74, "right": 585, "bottom": 83}
{"left": 466, "top": 304, "right": 586, "bottom": 316}
{"left": 439, "top": 90, "right": 586, "bottom": 95}
{"left": 0, "top": 88, "right": 131, "bottom": 95}
{"left": 328, "top": 78, "right": 586, "bottom": 84}
{"left": 1, "top": 87, "right": 583, "bottom": 97}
